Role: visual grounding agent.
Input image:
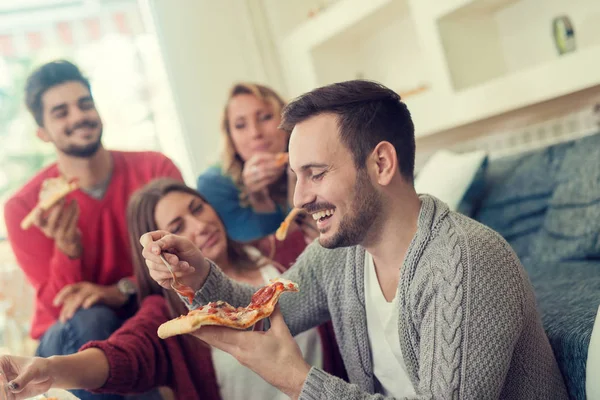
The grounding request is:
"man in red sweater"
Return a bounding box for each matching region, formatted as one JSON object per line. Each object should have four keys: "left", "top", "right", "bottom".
{"left": 3, "top": 60, "right": 182, "bottom": 400}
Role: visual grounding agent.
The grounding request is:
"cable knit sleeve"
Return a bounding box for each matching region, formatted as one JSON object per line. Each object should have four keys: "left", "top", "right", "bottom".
{"left": 404, "top": 220, "right": 525, "bottom": 399}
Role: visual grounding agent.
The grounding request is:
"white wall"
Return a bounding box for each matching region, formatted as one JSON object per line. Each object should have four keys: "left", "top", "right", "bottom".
{"left": 496, "top": 0, "right": 600, "bottom": 73}
{"left": 147, "top": 0, "right": 280, "bottom": 178}
{"left": 259, "top": 0, "right": 321, "bottom": 41}
{"left": 438, "top": 0, "right": 600, "bottom": 91}
{"left": 311, "top": 0, "right": 426, "bottom": 94}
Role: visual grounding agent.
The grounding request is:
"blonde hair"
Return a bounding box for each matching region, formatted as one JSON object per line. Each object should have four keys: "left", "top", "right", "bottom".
{"left": 220, "top": 82, "right": 289, "bottom": 208}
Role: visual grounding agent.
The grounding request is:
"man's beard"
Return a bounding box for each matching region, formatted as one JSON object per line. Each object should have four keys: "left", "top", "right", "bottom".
{"left": 320, "top": 168, "right": 382, "bottom": 249}
{"left": 59, "top": 119, "right": 103, "bottom": 158}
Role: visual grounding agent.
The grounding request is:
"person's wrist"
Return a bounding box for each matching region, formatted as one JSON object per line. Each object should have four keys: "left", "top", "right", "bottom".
{"left": 45, "top": 356, "right": 63, "bottom": 388}
{"left": 114, "top": 279, "right": 136, "bottom": 306}
{"left": 187, "top": 257, "right": 211, "bottom": 292}
{"left": 57, "top": 239, "right": 82, "bottom": 259}
{"left": 284, "top": 361, "right": 311, "bottom": 400}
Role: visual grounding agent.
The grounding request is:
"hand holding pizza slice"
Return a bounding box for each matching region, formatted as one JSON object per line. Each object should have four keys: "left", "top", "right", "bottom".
{"left": 189, "top": 294, "right": 311, "bottom": 400}
{"left": 20, "top": 176, "right": 79, "bottom": 230}
{"left": 157, "top": 277, "right": 298, "bottom": 338}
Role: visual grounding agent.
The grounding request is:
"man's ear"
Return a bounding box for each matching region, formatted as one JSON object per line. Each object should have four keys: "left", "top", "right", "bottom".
{"left": 36, "top": 127, "right": 51, "bottom": 143}
{"left": 370, "top": 141, "right": 397, "bottom": 186}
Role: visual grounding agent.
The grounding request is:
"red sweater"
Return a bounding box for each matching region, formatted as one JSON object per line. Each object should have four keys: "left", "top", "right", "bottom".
{"left": 82, "top": 295, "right": 347, "bottom": 399}
{"left": 4, "top": 151, "right": 183, "bottom": 339}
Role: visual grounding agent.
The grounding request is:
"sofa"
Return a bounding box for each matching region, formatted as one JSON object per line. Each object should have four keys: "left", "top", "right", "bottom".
{"left": 463, "top": 131, "right": 600, "bottom": 399}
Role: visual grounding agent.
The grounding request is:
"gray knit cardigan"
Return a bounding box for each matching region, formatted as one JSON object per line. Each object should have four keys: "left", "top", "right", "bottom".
{"left": 190, "top": 195, "right": 568, "bottom": 399}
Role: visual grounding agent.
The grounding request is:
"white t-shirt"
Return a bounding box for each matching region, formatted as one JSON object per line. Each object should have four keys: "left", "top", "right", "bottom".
{"left": 211, "top": 262, "right": 323, "bottom": 400}
{"left": 364, "top": 251, "right": 417, "bottom": 397}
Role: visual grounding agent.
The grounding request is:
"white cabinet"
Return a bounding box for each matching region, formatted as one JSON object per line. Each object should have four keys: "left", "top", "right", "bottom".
{"left": 271, "top": 0, "right": 600, "bottom": 137}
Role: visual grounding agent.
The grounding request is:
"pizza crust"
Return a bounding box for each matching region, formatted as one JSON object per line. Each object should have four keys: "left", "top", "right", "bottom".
{"left": 20, "top": 177, "right": 79, "bottom": 230}
{"left": 275, "top": 208, "right": 304, "bottom": 241}
{"left": 157, "top": 278, "right": 298, "bottom": 339}
{"left": 275, "top": 152, "right": 289, "bottom": 168}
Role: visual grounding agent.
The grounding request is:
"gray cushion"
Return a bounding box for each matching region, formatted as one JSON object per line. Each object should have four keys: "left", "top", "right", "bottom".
{"left": 529, "top": 133, "right": 600, "bottom": 263}
{"left": 474, "top": 142, "right": 569, "bottom": 259}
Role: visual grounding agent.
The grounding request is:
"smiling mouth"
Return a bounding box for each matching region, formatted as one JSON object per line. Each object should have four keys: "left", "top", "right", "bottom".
{"left": 200, "top": 232, "right": 219, "bottom": 250}
{"left": 74, "top": 127, "right": 95, "bottom": 136}
{"left": 67, "top": 121, "right": 98, "bottom": 136}
{"left": 311, "top": 208, "right": 335, "bottom": 223}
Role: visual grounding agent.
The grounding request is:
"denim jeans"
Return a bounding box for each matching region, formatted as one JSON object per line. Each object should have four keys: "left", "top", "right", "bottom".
{"left": 36, "top": 305, "right": 162, "bottom": 400}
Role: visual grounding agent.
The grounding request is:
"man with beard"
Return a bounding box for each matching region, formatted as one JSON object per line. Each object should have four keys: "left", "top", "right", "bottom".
{"left": 3, "top": 60, "right": 182, "bottom": 400}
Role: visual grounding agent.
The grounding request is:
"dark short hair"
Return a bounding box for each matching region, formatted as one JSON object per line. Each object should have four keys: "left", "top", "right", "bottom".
{"left": 280, "top": 80, "right": 415, "bottom": 182}
{"left": 25, "top": 60, "right": 92, "bottom": 127}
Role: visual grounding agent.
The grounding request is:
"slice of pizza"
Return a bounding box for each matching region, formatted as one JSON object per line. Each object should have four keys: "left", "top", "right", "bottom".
{"left": 275, "top": 208, "right": 304, "bottom": 241}
{"left": 275, "top": 152, "right": 289, "bottom": 168}
{"left": 157, "top": 277, "right": 298, "bottom": 339}
{"left": 20, "top": 176, "right": 79, "bottom": 230}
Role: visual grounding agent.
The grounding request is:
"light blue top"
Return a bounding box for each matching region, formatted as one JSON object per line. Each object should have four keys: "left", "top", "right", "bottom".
{"left": 196, "top": 165, "right": 286, "bottom": 242}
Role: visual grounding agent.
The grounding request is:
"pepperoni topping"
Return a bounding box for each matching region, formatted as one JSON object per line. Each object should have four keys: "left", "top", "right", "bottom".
{"left": 197, "top": 306, "right": 204, "bottom": 311}
{"left": 230, "top": 316, "right": 238, "bottom": 321}
{"left": 208, "top": 308, "right": 218, "bottom": 314}
{"left": 287, "top": 283, "right": 295, "bottom": 289}
{"left": 249, "top": 282, "right": 283, "bottom": 309}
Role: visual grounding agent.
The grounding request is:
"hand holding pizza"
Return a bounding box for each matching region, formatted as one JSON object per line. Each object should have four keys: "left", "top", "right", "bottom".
{"left": 140, "top": 230, "right": 210, "bottom": 293}
{"left": 242, "top": 153, "right": 288, "bottom": 194}
{"left": 192, "top": 305, "right": 310, "bottom": 400}
{"left": 20, "top": 176, "right": 81, "bottom": 259}
{"left": 33, "top": 199, "right": 82, "bottom": 259}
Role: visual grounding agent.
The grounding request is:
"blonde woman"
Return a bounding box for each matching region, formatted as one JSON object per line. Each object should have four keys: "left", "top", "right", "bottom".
{"left": 197, "top": 83, "right": 317, "bottom": 261}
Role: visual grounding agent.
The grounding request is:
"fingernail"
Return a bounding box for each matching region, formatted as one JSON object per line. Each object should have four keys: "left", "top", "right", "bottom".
{"left": 189, "top": 267, "right": 195, "bottom": 272}
{"left": 182, "top": 261, "right": 189, "bottom": 268}
{"left": 8, "top": 381, "right": 19, "bottom": 390}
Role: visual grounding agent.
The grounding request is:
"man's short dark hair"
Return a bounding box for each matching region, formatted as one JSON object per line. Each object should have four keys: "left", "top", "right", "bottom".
{"left": 25, "top": 60, "right": 92, "bottom": 127}
{"left": 280, "top": 80, "right": 415, "bottom": 182}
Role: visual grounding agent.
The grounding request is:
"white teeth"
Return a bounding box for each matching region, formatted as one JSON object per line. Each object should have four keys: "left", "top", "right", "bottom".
{"left": 311, "top": 209, "right": 335, "bottom": 221}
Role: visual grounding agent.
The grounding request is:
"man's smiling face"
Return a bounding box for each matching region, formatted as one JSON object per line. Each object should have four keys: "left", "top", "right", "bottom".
{"left": 289, "top": 112, "right": 382, "bottom": 249}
